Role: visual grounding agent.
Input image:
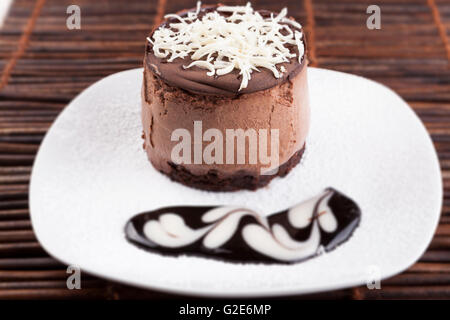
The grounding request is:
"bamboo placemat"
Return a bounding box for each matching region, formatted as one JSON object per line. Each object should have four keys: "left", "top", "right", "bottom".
{"left": 0, "top": 0, "right": 449, "bottom": 300}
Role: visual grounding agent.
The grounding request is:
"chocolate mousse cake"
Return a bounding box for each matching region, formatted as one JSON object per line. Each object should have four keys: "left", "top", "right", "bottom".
{"left": 142, "top": 2, "right": 309, "bottom": 191}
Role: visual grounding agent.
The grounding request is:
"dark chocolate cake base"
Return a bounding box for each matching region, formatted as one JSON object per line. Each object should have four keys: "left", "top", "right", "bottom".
{"left": 161, "top": 146, "right": 305, "bottom": 192}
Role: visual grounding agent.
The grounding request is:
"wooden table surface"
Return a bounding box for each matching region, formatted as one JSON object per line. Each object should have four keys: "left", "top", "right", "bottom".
{"left": 0, "top": 0, "right": 449, "bottom": 300}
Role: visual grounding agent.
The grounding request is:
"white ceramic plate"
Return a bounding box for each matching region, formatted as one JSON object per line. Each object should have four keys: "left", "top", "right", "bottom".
{"left": 30, "top": 68, "right": 442, "bottom": 297}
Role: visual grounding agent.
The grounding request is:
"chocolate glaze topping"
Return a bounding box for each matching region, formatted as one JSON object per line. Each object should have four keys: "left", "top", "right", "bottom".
{"left": 145, "top": 6, "right": 307, "bottom": 96}
{"left": 125, "top": 188, "right": 361, "bottom": 264}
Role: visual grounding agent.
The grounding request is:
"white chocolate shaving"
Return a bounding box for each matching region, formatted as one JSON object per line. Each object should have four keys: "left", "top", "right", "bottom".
{"left": 149, "top": 2, "right": 305, "bottom": 91}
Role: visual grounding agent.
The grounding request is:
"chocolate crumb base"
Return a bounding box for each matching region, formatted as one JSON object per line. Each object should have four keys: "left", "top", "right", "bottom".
{"left": 162, "top": 146, "right": 305, "bottom": 192}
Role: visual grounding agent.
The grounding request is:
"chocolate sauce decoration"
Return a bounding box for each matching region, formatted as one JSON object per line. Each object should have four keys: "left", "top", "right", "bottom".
{"left": 125, "top": 188, "right": 361, "bottom": 264}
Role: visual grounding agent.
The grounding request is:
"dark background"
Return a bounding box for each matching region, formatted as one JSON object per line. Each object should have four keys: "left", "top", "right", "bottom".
{"left": 0, "top": 0, "right": 449, "bottom": 299}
